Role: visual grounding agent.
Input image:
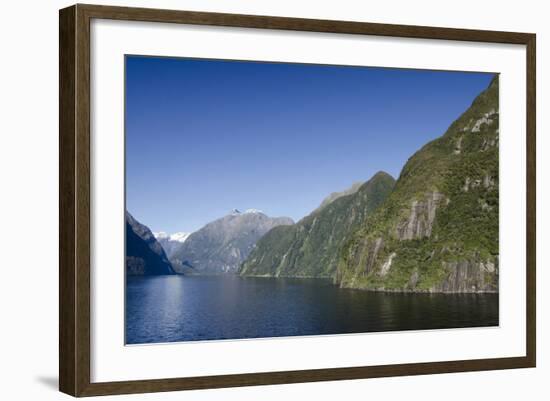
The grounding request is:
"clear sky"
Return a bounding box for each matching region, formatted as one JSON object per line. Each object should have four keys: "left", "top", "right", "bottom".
{"left": 125, "top": 55, "right": 494, "bottom": 233}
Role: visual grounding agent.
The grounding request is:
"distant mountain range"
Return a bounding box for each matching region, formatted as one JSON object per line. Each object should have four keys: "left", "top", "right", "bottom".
{"left": 314, "top": 181, "right": 364, "bottom": 212}
{"left": 126, "top": 212, "right": 174, "bottom": 276}
{"left": 170, "top": 209, "right": 294, "bottom": 274}
{"left": 153, "top": 231, "right": 191, "bottom": 258}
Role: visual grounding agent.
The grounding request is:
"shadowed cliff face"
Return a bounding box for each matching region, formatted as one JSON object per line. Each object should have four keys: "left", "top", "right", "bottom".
{"left": 337, "top": 76, "right": 499, "bottom": 293}
{"left": 239, "top": 172, "right": 396, "bottom": 278}
{"left": 170, "top": 210, "right": 294, "bottom": 274}
{"left": 126, "top": 211, "right": 175, "bottom": 276}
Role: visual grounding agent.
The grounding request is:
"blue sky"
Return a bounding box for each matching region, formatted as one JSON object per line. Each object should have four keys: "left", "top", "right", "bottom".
{"left": 125, "top": 56, "right": 494, "bottom": 233}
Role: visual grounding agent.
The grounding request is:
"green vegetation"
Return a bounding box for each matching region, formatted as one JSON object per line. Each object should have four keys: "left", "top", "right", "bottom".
{"left": 241, "top": 76, "right": 499, "bottom": 293}
{"left": 239, "top": 172, "right": 396, "bottom": 278}
{"left": 338, "top": 76, "right": 499, "bottom": 292}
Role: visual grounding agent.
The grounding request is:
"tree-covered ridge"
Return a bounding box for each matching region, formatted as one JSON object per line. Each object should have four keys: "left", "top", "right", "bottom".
{"left": 239, "top": 171, "right": 396, "bottom": 278}
{"left": 336, "top": 75, "right": 499, "bottom": 292}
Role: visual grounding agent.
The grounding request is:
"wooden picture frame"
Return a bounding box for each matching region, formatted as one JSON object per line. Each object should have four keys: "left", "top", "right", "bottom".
{"left": 59, "top": 3, "right": 536, "bottom": 397}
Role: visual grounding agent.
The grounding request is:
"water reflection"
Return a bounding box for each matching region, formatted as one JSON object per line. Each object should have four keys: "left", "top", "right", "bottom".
{"left": 126, "top": 275, "right": 498, "bottom": 344}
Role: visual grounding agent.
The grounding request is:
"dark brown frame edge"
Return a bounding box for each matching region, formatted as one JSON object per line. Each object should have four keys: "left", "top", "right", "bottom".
{"left": 59, "top": 3, "right": 536, "bottom": 397}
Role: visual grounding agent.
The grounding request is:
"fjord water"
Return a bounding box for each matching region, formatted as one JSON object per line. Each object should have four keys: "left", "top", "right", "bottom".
{"left": 125, "top": 275, "right": 498, "bottom": 344}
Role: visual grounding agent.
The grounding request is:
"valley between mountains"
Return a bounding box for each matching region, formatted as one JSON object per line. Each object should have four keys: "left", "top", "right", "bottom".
{"left": 126, "top": 76, "right": 499, "bottom": 294}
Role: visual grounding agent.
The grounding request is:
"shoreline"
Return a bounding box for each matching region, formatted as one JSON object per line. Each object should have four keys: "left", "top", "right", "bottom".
{"left": 129, "top": 274, "right": 499, "bottom": 294}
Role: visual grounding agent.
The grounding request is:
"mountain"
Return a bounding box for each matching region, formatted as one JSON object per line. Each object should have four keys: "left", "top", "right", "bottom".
{"left": 239, "top": 172, "right": 395, "bottom": 278}
{"left": 315, "top": 181, "right": 364, "bottom": 212}
{"left": 336, "top": 76, "right": 499, "bottom": 293}
{"left": 126, "top": 211, "right": 175, "bottom": 276}
{"left": 170, "top": 209, "right": 294, "bottom": 274}
{"left": 153, "top": 231, "right": 191, "bottom": 258}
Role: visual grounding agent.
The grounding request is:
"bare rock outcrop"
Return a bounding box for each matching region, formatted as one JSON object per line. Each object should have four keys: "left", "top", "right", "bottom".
{"left": 395, "top": 192, "right": 446, "bottom": 240}
{"left": 431, "top": 259, "right": 498, "bottom": 293}
{"left": 364, "top": 238, "right": 384, "bottom": 275}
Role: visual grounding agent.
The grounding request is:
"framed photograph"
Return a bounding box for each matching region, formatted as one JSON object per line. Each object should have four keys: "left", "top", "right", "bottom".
{"left": 59, "top": 4, "right": 536, "bottom": 397}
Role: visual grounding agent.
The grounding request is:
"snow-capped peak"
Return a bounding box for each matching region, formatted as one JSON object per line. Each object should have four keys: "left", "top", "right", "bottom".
{"left": 170, "top": 232, "right": 191, "bottom": 243}
{"left": 153, "top": 231, "right": 191, "bottom": 243}
{"left": 244, "top": 208, "right": 263, "bottom": 214}
{"left": 230, "top": 208, "right": 264, "bottom": 216}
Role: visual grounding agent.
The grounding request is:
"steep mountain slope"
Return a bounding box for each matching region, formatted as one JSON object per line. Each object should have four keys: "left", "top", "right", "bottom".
{"left": 170, "top": 209, "right": 294, "bottom": 274}
{"left": 336, "top": 76, "right": 499, "bottom": 293}
{"left": 126, "top": 212, "right": 175, "bottom": 276}
{"left": 315, "top": 181, "right": 364, "bottom": 212}
{"left": 240, "top": 172, "right": 395, "bottom": 278}
{"left": 154, "top": 231, "right": 191, "bottom": 258}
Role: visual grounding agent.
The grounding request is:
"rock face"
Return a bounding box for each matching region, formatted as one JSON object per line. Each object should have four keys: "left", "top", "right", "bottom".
{"left": 432, "top": 260, "right": 498, "bottom": 293}
{"left": 170, "top": 210, "right": 294, "bottom": 274}
{"left": 337, "top": 76, "right": 499, "bottom": 293}
{"left": 240, "top": 172, "right": 395, "bottom": 278}
{"left": 126, "top": 212, "right": 175, "bottom": 276}
{"left": 395, "top": 192, "right": 446, "bottom": 240}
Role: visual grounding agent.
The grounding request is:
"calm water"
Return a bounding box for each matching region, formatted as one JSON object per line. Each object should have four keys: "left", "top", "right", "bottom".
{"left": 126, "top": 275, "right": 499, "bottom": 344}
